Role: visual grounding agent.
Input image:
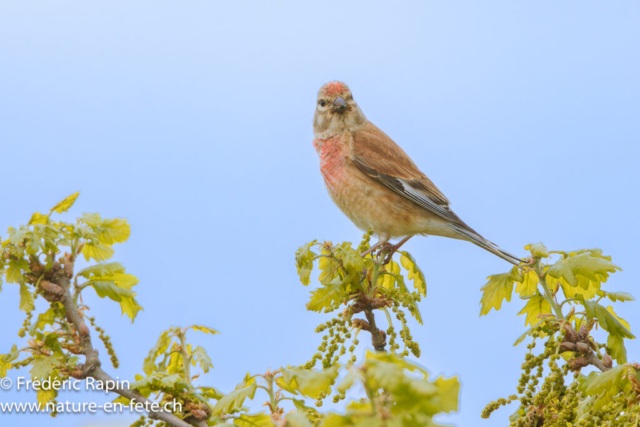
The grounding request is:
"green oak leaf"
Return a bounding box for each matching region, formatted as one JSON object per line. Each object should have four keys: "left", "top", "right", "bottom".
{"left": 51, "top": 192, "right": 79, "bottom": 214}
{"left": 212, "top": 380, "right": 257, "bottom": 416}
{"left": 480, "top": 267, "right": 520, "bottom": 316}
{"left": 517, "top": 294, "right": 551, "bottom": 327}
{"left": 399, "top": 251, "right": 427, "bottom": 297}
{"left": 547, "top": 252, "right": 620, "bottom": 288}
{"left": 278, "top": 365, "right": 340, "bottom": 399}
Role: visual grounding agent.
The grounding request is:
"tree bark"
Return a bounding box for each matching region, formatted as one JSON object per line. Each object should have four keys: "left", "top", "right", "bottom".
{"left": 364, "top": 309, "right": 386, "bottom": 352}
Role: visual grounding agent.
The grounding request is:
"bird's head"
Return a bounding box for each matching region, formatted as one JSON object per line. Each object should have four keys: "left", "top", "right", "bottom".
{"left": 313, "top": 81, "right": 366, "bottom": 139}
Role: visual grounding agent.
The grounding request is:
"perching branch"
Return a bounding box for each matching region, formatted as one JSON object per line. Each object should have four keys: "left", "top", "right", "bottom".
{"left": 364, "top": 309, "right": 387, "bottom": 352}
{"left": 351, "top": 292, "right": 388, "bottom": 352}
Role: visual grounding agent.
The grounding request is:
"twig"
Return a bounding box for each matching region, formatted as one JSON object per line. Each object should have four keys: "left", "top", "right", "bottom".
{"left": 586, "top": 352, "right": 611, "bottom": 372}
{"left": 364, "top": 309, "right": 386, "bottom": 352}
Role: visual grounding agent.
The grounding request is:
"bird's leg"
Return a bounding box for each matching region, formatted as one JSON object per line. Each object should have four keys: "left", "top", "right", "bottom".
{"left": 382, "top": 236, "right": 413, "bottom": 264}
{"left": 360, "top": 234, "right": 390, "bottom": 258}
{"left": 360, "top": 240, "right": 384, "bottom": 258}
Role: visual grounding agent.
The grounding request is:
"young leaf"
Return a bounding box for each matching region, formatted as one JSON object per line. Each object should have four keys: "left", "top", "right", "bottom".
{"left": 362, "top": 351, "right": 459, "bottom": 416}
{"left": 82, "top": 241, "right": 115, "bottom": 262}
{"left": 607, "top": 334, "right": 627, "bottom": 365}
{"left": 44, "top": 332, "right": 65, "bottom": 356}
{"left": 1, "top": 344, "right": 20, "bottom": 376}
{"left": 87, "top": 278, "right": 142, "bottom": 321}
{"left": 336, "top": 370, "right": 359, "bottom": 394}
{"left": 187, "top": 325, "right": 220, "bottom": 335}
{"left": 19, "top": 281, "right": 34, "bottom": 312}
{"left": 394, "top": 273, "right": 423, "bottom": 325}
{"left": 513, "top": 326, "right": 543, "bottom": 347}
{"left": 79, "top": 212, "right": 102, "bottom": 227}
{"left": 335, "top": 242, "right": 364, "bottom": 273}
{"left": 278, "top": 365, "right": 340, "bottom": 399}
{"left": 283, "top": 411, "right": 314, "bottom": 427}
{"left": 581, "top": 299, "right": 634, "bottom": 364}
{"left": 0, "top": 359, "right": 11, "bottom": 378}
{"left": 434, "top": 375, "right": 461, "bottom": 413}
{"left": 582, "top": 300, "right": 634, "bottom": 339}
{"left": 525, "top": 243, "right": 549, "bottom": 258}
{"left": 131, "top": 372, "right": 188, "bottom": 397}
{"left": 28, "top": 212, "right": 49, "bottom": 225}
{"left": 212, "top": 381, "right": 258, "bottom": 416}
{"left": 399, "top": 251, "right": 427, "bottom": 297}
{"left": 30, "top": 355, "right": 62, "bottom": 380}
{"left": 515, "top": 270, "right": 539, "bottom": 297}
{"left": 479, "top": 267, "right": 519, "bottom": 316}
{"left": 377, "top": 261, "right": 400, "bottom": 290}
{"left": 318, "top": 251, "right": 340, "bottom": 284}
{"left": 37, "top": 387, "right": 57, "bottom": 406}
{"left": 119, "top": 297, "right": 143, "bottom": 322}
{"left": 144, "top": 330, "right": 173, "bottom": 375}
{"left": 554, "top": 275, "right": 600, "bottom": 300}
{"left": 51, "top": 192, "right": 80, "bottom": 214}
{"left": 600, "top": 291, "right": 635, "bottom": 303}
{"left": 295, "top": 241, "right": 317, "bottom": 286}
{"left": 191, "top": 346, "right": 213, "bottom": 373}
{"left": 30, "top": 307, "right": 58, "bottom": 335}
{"left": 547, "top": 252, "right": 620, "bottom": 288}
{"left": 583, "top": 365, "right": 628, "bottom": 410}
{"left": 6, "top": 258, "right": 30, "bottom": 284}
{"left": 77, "top": 262, "right": 126, "bottom": 279}
{"left": 198, "top": 386, "right": 224, "bottom": 400}
{"left": 517, "top": 294, "right": 551, "bottom": 327}
{"left": 97, "top": 218, "right": 130, "bottom": 245}
{"left": 234, "top": 413, "right": 274, "bottom": 427}
{"left": 306, "top": 277, "right": 345, "bottom": 313}
{"left": 606, "top": 306, "right": 631, "bottom": 331}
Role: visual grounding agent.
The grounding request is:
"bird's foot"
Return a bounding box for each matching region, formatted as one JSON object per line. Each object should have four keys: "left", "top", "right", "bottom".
{"left": 360, "top": 240, "right": 386, "bottom": 258}
{"left": 378, "top": 242, "right": 394, "bottom": 252}
{"left": 360, "top": 245, "right": 378, "bottom": 258}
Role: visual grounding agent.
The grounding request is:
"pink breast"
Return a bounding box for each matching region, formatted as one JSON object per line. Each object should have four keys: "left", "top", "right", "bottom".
{"left": 317, "top": 137, "right": 346, "bottom": 190}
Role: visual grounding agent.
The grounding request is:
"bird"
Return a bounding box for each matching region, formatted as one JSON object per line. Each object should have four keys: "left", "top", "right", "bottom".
{"left": 312, "top": 81, "right": 521, "bottom": 265}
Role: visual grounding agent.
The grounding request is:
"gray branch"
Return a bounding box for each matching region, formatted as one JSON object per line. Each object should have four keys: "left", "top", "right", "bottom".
{"left": 364, "top": 309, "right": 387, "bottom": 352}
{"left": 586, "top": 352, "right": 611, "bottom": 372}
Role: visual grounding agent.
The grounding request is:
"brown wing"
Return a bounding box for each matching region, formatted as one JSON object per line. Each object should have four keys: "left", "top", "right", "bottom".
{"left": 351, "top": 122, "right": 522, "bottom": 265}
{"left": 351, "top": 121, "right": 522, "bottom": 265}
{"left": 351, "top": 121, "right": 470, "bottom": 228}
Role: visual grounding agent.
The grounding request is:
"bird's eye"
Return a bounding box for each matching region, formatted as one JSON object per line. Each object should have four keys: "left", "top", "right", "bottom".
{"left": 319, "top": 100, "right": 326, "bottom": 107}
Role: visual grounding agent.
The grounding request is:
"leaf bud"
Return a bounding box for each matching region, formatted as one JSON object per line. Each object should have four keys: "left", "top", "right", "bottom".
{"left": 38, "top": 280, "right": 64, "bottom": 302}
{"left": 64, "top": 262, "right": 74, "bottom": 279}
{"left": 192, "top": 409, "right": 207, "bottom": 420}
{"left": 603, "top": 353, "right": 613, "bottom": 368}
{"left": 561, "top": 323, "right": 579, "bottom": 343}
{"left": 578, "top": 324, "right": 588, "bottom": 340}
{"left": 576, "top": 342, "right": 592, "bottom": 355}
{"left": 568, "top": 356, "right": 589, "bottom": 371}
{"left": 79, "top": 322, "right": 90, "bottom": 337}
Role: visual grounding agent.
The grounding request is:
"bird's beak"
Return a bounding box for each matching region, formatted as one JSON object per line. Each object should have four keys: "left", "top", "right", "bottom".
{"left": 333, "top": 97, "right": 347, "bottom": 113}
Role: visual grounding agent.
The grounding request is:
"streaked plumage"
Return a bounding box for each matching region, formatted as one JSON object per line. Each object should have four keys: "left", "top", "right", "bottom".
{"left": 312, "top": 81, "right": 520, "bottom": 265}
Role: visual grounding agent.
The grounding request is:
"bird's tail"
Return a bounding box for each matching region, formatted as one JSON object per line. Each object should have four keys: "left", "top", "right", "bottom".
{"left": 451, "top": 225, "right": 523, "bottom": 266}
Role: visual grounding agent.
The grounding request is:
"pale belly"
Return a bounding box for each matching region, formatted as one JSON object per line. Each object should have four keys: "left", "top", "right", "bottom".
{"left": 322, "top": 161, "right": 461, "bottom": 240}
{"left": 315, "top": 136, "right": 462, "bottom": 241}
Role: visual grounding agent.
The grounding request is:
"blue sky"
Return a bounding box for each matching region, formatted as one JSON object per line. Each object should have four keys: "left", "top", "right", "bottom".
{"left": 1, "top": 1, "right": 639, "bottom": 426}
